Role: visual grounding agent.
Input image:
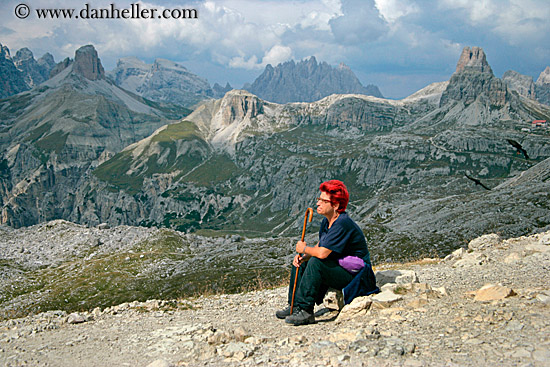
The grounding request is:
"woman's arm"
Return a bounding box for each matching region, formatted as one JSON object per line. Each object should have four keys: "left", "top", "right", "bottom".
{"left": 296, "top": 241, "right": 332, "bottom": 259}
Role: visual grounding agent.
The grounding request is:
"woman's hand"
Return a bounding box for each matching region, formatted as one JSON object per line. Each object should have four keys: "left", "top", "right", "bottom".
{"left": 292, "top": 253, "right": 311, "bottom": 267}
{"left": 292, "top": 254, "right": 303, "bottom": 268}
{"left": 295, "top": 240, "right": 307, "bottom": 254}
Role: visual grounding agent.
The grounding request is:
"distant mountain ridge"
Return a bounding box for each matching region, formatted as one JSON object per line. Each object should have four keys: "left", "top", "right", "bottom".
{"left": 0, "top": 43, "right": 56, "bottom": 98}
{"left": 502, "top": 65, "right": 550, "bottom": 106}
{"left": 109, "top": 57, "right": 230, "bottom": 108}
{"left": 244, "top": 56, "right": 383, "bottom": 103}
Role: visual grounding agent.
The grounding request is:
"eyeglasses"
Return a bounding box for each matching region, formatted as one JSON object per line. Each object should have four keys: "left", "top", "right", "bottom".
{"left": 317, "top": 197, "right": 332, "bottom": 204}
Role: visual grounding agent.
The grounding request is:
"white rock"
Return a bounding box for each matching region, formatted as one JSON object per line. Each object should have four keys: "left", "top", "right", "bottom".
{"left": 468, "top": 233, "right": 501, "bottom": 251}
{"left": 146, "top": 360, "right": 173, "bottom": 367}
{"left": 525, "top": 244, "right": 550, "bottom": 253}
{"left": 66, "top": 313, "right": 86, "bottom": 324}
{"left": 376, "top": 270, "right": 418, "bottom": 287}
{"left": 336, "top": 296, "right": 372, "bottom": 322}
{"left": 474, "top": 284, "right": 516, "bottom": 302}
{"left": 372, "top": 290, "right": 403, "bottom": 308}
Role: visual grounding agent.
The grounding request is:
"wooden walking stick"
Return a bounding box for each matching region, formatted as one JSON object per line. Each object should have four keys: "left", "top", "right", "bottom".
{"left": 290, "top": 207, "right": 314, "bottom": 315}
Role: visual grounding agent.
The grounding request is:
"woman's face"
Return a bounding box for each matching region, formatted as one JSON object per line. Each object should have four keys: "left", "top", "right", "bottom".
{"left": 316, "top": 191, "right": 338, "bottom": 217}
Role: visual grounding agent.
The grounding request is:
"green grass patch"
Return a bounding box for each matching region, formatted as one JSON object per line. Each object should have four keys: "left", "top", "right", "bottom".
{"left": 93, "top": 150, "right": 143, "bottom": 194}
{"left": 152, "top": 121, "right": 200, "bottom": 143}
{"left": 35, "top": 130, "right": 69, "bottom": 154}
{"left": 183, "top": 154, "right": 240, "bottom": 185}
{"left": 23, "top": 122, "right": 52, "bottom": 143}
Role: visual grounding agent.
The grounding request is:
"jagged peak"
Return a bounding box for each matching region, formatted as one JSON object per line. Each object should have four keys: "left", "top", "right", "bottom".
{"left": 13, "top": 48, "right": 34, "bottom": 63}
{"left": 1, "top": 43, "right": 12, "bottom": 59}
{"left": 455, "top": 46, "right": 493, "bottom": 75}
{"left": 306, "top": 55, "right": 317, "bottom": 65}
{"left": 37, "top": 53, "right": 55, "bottom": 68}
{"left": 73, "top": 44, "right": 105, "bottom": 81}
{"left": 338, "top": 62, "right": 351, "bottom": 71}
{"left": 49, "top": 57, "right": 73, "bottom": 79}
{"left": 536, "top": 66, "right": 550, "bottom": 85}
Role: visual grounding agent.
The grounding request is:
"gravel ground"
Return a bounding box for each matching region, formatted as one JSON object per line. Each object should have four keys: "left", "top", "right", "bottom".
{"left": 1, "top": 231, "right": 549, "bottom": 367}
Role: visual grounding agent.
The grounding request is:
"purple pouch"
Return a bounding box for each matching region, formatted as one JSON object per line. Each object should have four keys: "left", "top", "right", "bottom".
{"left": 338, "top": 256, "right": 365, "bottom": 274}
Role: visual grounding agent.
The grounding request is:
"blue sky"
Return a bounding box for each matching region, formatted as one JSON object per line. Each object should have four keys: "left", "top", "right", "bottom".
{"left": 1, "top": 0, "right": 549, "bottom": 99}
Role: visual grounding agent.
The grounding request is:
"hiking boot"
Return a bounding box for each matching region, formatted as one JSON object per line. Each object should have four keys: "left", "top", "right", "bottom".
{"left": 285, "top": 308, "right": 315, "bottom": 326}
{"left": 275, "top": 305, "right": 292, "bottom": 319}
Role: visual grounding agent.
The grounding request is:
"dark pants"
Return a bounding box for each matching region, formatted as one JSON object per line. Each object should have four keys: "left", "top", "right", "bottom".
{"left": 287, "top": 257, "right": 354, "bottom": 312}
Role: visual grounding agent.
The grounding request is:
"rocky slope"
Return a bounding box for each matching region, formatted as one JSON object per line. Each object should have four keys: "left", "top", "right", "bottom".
{"left": 0, "top": 229, "right": 548, "bottom": 366}
{"left": 0, "top": 219, "right": 291, "bottom": 319}
{"left": 109, "top": 57, "right": 216, "bottom": 108}
{"left": 244, "top": 56, "right": 383, "bottom": 103}
{"left": 502, "top": 70, "right": 536, "bottom": 100}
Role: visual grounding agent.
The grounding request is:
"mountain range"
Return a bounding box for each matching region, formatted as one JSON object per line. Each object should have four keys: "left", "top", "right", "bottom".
{"left": 1, "top": 44, "right": 549, "bottom": 262}
{"left": 0, "top": 44, "right": 190, "bottom": 226}
{"left": 0, "top": 44, "right": 56, "bottom": 98}
{"left": 243, "top": 56, "right": 384, "bottom": 103}
{"left": 109, "top": 57, "right": 226, "bottom": 108}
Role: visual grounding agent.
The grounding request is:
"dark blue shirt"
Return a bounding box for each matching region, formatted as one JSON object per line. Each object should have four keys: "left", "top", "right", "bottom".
{"left": 318, "top": 212, "right": 371, "bottom": 265}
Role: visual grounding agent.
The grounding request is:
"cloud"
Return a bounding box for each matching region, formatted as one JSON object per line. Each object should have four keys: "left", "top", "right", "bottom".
{"left": 229, "top": 44, "right": 293, "bottom": 69}
{"left": 262, "top": 45, "right": 293, "bottom": 66}
{"left": 374, "top": 0, "right": 419, "bottom": 23}
{"left": 438, "top": 0, "right": 550, "bottom": 46}
{"left": 0, "top": 0, "right": 548, "bottom": 98}
{"left": 329, "top": 0, "right": 388, "bottom": 45}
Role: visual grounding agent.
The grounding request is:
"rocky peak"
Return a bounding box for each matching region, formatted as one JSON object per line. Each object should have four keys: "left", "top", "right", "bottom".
{"left": 37, "top": 53, "right": 56, "bottom": 71}
{"left": 0, "top": 43, "right": 11, "bottom": 59}
{"left": 72, "top": 45, "right": 105, "bottom": 80}
{"left": 13, "top": 48, "right": 55, "bottom": 87}
{"left": 245, "top": 56, "right": 383, "bottom": 103}
{"left": 502, "top": 70, "right": 536, "bottom": 99}
{"left": 109, "top": 56, "right": 213, "bottom": 107}
{"left": 338, "top": 62, "right": 351, "bottom": 71}
{"left": 218, "top": 89, "right": 263, "bottom": 123}
{"left": 49, "top": 57, "right": 73, "bottom": 79}
{"left": 212, "top": 82, "right": 233, "bottom": 98}
{"left": 440, "top": 46, "right": 509, "bottom": 107}
{"left": 455, "top": 46, "right": 493, "bottom": 75}
{"left": 0, "top": 43, "right": 29, "bottom": 98}
{"left": 13, "top": 48, "right": 33, "bottom": 63}
{"left": 536, "top": 66, "right": 550, "bottom": 86}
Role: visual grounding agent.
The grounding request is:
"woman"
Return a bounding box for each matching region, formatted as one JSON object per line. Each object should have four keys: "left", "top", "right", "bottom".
{"left": 276, "top": 179, "right": 375, "bottom": 326}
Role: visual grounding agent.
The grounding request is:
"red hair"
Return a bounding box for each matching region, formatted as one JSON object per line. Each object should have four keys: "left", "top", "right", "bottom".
{"left": 319, "top": 180, "right": 349, "bottom": 213}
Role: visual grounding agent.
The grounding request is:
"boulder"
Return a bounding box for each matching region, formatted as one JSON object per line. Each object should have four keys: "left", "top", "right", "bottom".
{"left": 473, "top": 284, "right": 516, "bottom": 302}
{"left": 376, "top": 270, "right": 418, "bottom": 287}
{"left": 468, "top": 233, "right": 502, "bottom": 251}
{"left": 336, "top": 296, "right": 372, "bottom": 322}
